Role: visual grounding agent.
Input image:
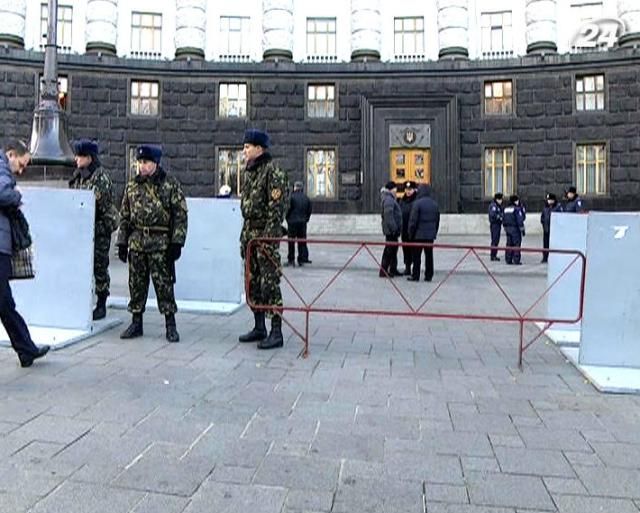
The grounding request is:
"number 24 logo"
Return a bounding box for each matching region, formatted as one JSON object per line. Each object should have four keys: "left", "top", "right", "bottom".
{"left": 571, "top": 18, "right": 626, "bottom": 48}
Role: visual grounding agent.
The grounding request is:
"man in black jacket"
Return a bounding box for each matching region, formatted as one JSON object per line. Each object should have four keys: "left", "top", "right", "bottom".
{"left": 540, "top": 192, "right": 562, "bottom": 263}
{"left": 380, "top": 181, "right": 402, "bottom": 278}
{"left": 400, "top": 181, "right": 417, "bottom": 275}
{"left": 408, "top": 184, "right": 440, "bottom": 282}
{"left": 286, "top": 181, "right": 312, "bottom": 266}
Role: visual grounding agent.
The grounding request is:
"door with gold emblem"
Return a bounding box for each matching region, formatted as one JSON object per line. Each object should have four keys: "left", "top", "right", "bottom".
{"left": 390, "top": 148, "right": 431, "bottom": 195}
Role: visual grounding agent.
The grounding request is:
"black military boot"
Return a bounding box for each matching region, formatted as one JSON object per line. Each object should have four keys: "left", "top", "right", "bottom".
{"left": 92, "top": 292, "right": 108, "bottom": 320}
{"left": 238, "top": 311, "right": 267, "bottom": 343}
{"left": 165, "top": 314, "right": 180, "bottom": 343}
{"left": 120, "top": 313, "right": 143, "bottom": 339}
{"left": 258, "top": 315, "right": 284, "bottom": 350}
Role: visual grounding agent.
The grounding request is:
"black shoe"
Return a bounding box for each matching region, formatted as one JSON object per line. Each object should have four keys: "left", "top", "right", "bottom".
{"left": 299, "top": 259, "right": 312, "bottom": 264}
{"left": 284, "top": 261, "right": 295, "bottom": 267}
{"left": 407, "top": 276, "right": 419, "bottom": 282}
{"left": 258, "top": 316, "right": 284, "bottom": 350}
{"left": 389, "top": 269, "right": 401, "bottom": 277}
{"left": 19, "top": 345, "right": 50, "bottom": 368}
{"left": 541, "top": 259, "right": 548, "bottom": 264}
{"left": 92, "top": 292, "right": 108, "bottom": 320}
{"left": 513, "top": 262, "right": 522, "bottom": 266}
{"left": 120, "top": 313, "right": 143, "bottom": 339}
{"left": 239, "top": 311, "right": 267, "bottom": 342}
{"left": 424, "top": 276, "right": 433, "bottom": 282}
{"left": 403, "top": 268, "right": 411, "bottom": 275}
{"left": 379, "top": 270, "right": 388, "bottom": 278}
{"left": 490, "top": 257, "right": 500, "bottom": 261}
{"left": 165, "top": 314, "right": 180, "bottom": 343}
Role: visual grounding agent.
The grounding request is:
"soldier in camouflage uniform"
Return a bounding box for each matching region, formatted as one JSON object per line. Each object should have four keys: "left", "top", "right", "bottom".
{"left": 116, "top": 145, "right": 188, "bottom": 343}
{"left": 239, "top": 129, "right": 289, "bottom": 350}
{"left": 69, "top": 139, "right": 119, "bottom": 320}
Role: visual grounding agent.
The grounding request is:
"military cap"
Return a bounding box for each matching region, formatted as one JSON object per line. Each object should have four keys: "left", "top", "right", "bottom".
{"left": 404, "top": 180, "right": 418, "bottom": 189}
{"left": 74, "top": 139, "right": 99, "bottom": 156}
{"left": 494, "top": 192, "right": 503, "bottom": 200}
{"left": 136, "top": 144, "right": 162, "bottom": 164}
{"left": 294, "top": 181, "right": 304, "bottom": 189}
{"left": 546, "top": 193, "right": 557, "bottom": 201}
{"left": 385, "top": 181, "right": 397, "bottom": 190}
{"left": 567, "top": 186, "right": 577, "bottom": 194}
{"left": 509, "top": 194, "right": 519, "bottom": 203}
{"left": 243, "top": 129, "right": 270, "bottom": 148}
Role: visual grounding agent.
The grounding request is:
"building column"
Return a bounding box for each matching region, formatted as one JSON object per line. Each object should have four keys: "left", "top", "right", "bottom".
{"left": 351, "top": 0, "right": 381, "bottom": 62}
{"left": 262, "top": 0, "right": 294, "bottom": 61}
{"left": 525, "top": 0, "right": 558, "bottom": 55}
{"left": 0, "top": 0, "right": 27, "bottom": 48}
{"left": 175, "top": 0, "right": 206, "bottom": 60}
{"left": 85, "top": 0, "right": 118, "bottom": 55}
{"left": 437, "top": 0, "right": 469, "bottom": 60}
{"left": 618, "top": 0, "right": 640, "bottom": 48}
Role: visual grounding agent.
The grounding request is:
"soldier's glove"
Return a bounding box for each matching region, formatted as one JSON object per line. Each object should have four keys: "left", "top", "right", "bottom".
{"left": 168, "top": 243, "right": 182, "bottom": 261}
{"left": 521, "top": 228, "right": 526, "bottom": 237}
{"left": 117, "top": 245, "right": 128, "bottom": 263}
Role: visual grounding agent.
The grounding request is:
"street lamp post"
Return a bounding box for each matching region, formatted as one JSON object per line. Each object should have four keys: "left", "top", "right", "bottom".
{"left": 29, "top": 0, "right": 75, "bottom": 166}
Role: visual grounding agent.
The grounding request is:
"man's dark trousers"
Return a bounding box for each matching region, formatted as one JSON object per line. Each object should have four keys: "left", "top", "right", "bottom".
{"left": 0, "top": 254, "right": 39, "bottom": 358}
{"left": 412, "top": 239, "right": 434, "bottom": 281}
{"left": 287, "top": 221, "right": 309, "bottom": 264}
{"left": 490, "top": 223, "right": 501, "bottom": 259}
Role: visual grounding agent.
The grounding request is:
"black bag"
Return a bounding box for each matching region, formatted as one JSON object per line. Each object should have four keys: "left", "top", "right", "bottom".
{"left": 10, "top": 246, "right": 35, "bottom": 280}
{"left": 8, "top": 208, "right": 32, "bottom": 252}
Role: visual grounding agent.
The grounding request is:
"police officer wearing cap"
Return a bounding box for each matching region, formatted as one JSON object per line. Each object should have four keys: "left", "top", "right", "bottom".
{"left": 540, "top": 192, "right": 563, "bottom": 263}
{"left": 400, "top": 180, "right": 417, "bottom": 275}
{"left": 239, "top": 129, "right": 289, "bottom": 350}
{"left": 488, "top": 192, "right": 504, "bottom": 261}
{"left": 502, "top": 194, "right": 526, "bottom": 265}
{"left": 117, "top": 145, "right": 188, "bottom": 342}
{"left": 564, "top": 186, "right": 584, "bottom": 213}
{"left": 69, "top": 139, "right": 119, "bottom": 320}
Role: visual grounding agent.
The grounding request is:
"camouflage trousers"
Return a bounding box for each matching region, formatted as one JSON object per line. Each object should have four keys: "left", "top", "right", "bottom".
{"left": 245, "top": 240, "right": 283, "bottom": 317}
{"left": 94, "top": 234, "right": 111, "bottom": 295}
{"left": 127, "top": 250, "right": 177, "bottom": 315}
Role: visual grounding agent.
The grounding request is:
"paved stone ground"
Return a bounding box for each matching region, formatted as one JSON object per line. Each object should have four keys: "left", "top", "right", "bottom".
{"left": 1, "top": 235, "right": 639, "bottom": 513}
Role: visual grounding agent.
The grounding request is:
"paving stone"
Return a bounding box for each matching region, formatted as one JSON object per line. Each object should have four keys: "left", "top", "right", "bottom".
{"left": 517, "top": 427, "right": 592, "bottom": 452}
{"left": 542, "top": 477, "right": 587, "bottom": 495}
{"left": 130, "top": 492, "right": 189, "bottom": 513}
{"left": 465, "top": 472, "right": 555, "bottom": 511}
{"left": 332, "top": 476, "right": 423, "bottom": 513}
{"left": 210, "top": 465, "right": 256, "bottom": 484}
{"left": 590, "top": 442, "right": 640, "bottom": 469}
{"left": 461, "top": 456, "right": 501, "bottom": 473}
{"left": 425, "top": 483, "right": 469, "bottom": 503}
{"left": 574, "top": 465, "right": 640, "bottom": 499}
{"left": 185, "top": 482, "right": 288, "bottom": 513}
{"left": 253, "top": 454, "right": 339, "bottom": 491}
{"left": 494, "top": 447, "right": 575, "bottom": 477}
{"left": 310, "top": 429, "right": 384, "bottom": 461}
{"left": 553, "top": 494, "right": 640, "bottom": 513}
{"left": 284, "top": 489, "right": 335, "bottom": 511}
{"left": 424, "top": 504, "right": 515, "bottom": 513}
{"left": 30, "top": 481, "right": 145, "bottom": 513}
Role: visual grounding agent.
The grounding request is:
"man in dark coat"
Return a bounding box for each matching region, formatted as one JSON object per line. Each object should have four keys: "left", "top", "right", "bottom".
{"left": 488, "top": 192, "right": 504, "bottom": 261}
{"left": 400, "top": 181, "right": 417, "bottom": 275}
{"left": 502, "top": 194, "right": 526, "bottom": 265}
{"left": 564, "top": 186, "right": 584, "bottom": 213}
{"left": 407, "top": 184, "right": 440, "bottom": 281}
{"left": 379, "top": 181, "right": 402, "bottom": 278}
{"left": 540, "top": 192, "right": 563, "bottom": 263}
{"left": 0, "top": 139, "right": 49, "bottom": 367}
{"left": 286, "top": 181, "right": 312, "bottom": 267}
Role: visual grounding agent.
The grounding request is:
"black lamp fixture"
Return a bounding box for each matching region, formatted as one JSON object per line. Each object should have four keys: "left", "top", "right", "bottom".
{"left": 29, "top": 0, "right": 75, "bottom": 166}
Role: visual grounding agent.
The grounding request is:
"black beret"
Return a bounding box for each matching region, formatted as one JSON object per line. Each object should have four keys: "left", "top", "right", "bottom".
{"left": 494, "top": 192, "right": 503, "bottom": 200}
{"left": 136, "top": 144, "right": 162, "bottom": 164}
{"left": 243, "top": 129, "right": 270, "bottom": 148}
{"left": 385, "top": 181, "right": 397, "bottom": 190}
{"left": 509, "top": 194, "right": 519, "bottom": 203}
{"left": 567, "top": 186, "right": 577, "bottom": 194}
{"left": 74, "top": 139, "right": 98, "bottom": 156}
{"left": 547, "top": 193, "right": 557, "bottom": 201}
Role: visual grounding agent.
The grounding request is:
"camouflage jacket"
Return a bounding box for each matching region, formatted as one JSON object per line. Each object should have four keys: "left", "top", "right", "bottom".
{"left": 117, "top": 167, "right": 188, "bottom": 253}
{"left": 69, "top": 164, "right": 119, "bottom": 237}
{"left": 240, "top": 152, "right": 288, "bottom": 239}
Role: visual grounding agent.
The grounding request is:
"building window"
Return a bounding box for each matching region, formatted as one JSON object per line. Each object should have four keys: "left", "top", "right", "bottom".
{"left": 219, "top": 16, "right": 250, "bottom": 59}
{"left": 39, "top": 75, "right": 69, "bottom": 111}
{"left": 394, "top": 17, "right": 424, "bottom": 58}
{"left": 576, "top": 74, "right": 605, "bottom": 111}
{"left": 40, "top": 3, "right": 73, "bottom": 52}
{"left": 481, "top": 11, "right": 512, "bottom": 56}
{"left": 306, "top": 17, "right": 336, "bottom": 59}
{"left": 131, "top": 12, "right": 162, "bottom": 57}
{"left": 484, "top": 147, "right": 515, "bottom": 197}
{"left": 576, "top": 143, "right": 607, "bottom": 195}
{"left": 306, "top": 149, "right": 336, "bottom": 199}
{"left": 219, "top": 83, "right": 247, "bottom": 118}
{"left": 218, "top": 148, "right": 244, "bottom": 196}
{"left": 130, "top": 80, "right": 160, "bottom": 116}
{"left": 484, "top": 80, "right": 513, "bottom": 115}
{"left": 307, "top": 84, "right": 335, "bottom": 118}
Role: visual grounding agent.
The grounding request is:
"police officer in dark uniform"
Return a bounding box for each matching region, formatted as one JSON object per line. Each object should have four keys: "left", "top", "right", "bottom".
{"left": 400, "top": 181, "right": 417, "bottom": 275}
{"left": 286, "top": 181, "right": 312, "bottom": 267}
{"left": 502, "top": 194, "right": 526, "bottom": 265}
{"left": 488, "top": 192, "right": 504, "bottom": 261}
{"left": 564, "top": 186, "right": 584, "bottom": 213}
{"left": 540, "top": 192, "right": 563, "bottom": 263}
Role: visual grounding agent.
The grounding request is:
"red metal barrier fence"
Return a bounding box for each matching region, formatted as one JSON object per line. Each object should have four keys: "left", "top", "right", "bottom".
{"left": 245, "top": 238, "right": 586, "bottom": 367}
